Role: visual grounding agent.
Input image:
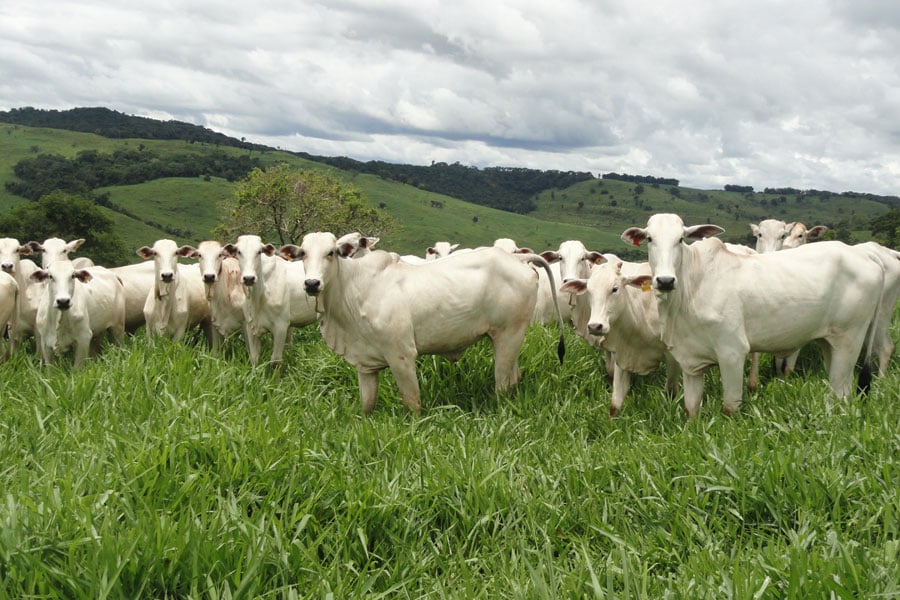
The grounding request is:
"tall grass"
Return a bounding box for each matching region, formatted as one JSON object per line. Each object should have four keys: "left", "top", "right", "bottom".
{"left": 0, "top": 319, "right": 898, "bottom": 598}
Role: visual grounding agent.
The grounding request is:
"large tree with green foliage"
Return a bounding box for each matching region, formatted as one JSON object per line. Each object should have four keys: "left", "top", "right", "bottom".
{"left": 216, "top": 164, "right": 395, "bottom": 245}
{"left": 870, "top": 208, "right": 900, "bottom": 248}
{"left": 0, "top": 191, "right": 130, "bottom": 265}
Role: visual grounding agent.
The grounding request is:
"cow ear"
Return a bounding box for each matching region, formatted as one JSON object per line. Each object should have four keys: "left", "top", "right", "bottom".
{"left": 750, "top": 224, "right": 761, "bottom": 237}
{"left": 137, "top": 246, "right": 155, "bottom": 260}
{"left": 516, "top": 247, "right": 534, "bottom": 255}
{"left": 448, "top": 243, "right": 459, "bottom": 253}
{"left": 684, "top": 224, "right": 724, "bottom": 241}
{"left": 621, "top": 227, "right": 647, "bottom": 247}
{"left": 279, "top": 244, "right": 302, "bottom": 260}
{"left": 261, "top": 244, "right": 276, "bottom": 256}
{"left": 31, "top": 269, "right": 49, "bottom": 283}
{"left": 586, "top": 251, "right": 606, "bottom": 265}
{"left": 560, "top": 279, "right": 588, "bottom": 295}
{"left": 540, "top": 250, "right": 560, "bottom": 263}
{"left": 223, "top": 244, "right": 237, "bottom": 257}
{"left": 74, "top": 270, "right": 93, "bottom": 283}
{"left": 337, "top": 243, "right": 355, "bottom": 258}
{"left": 24, "top": 241, "right": 42, "bottom": 254}
{"left": 176, "top": 245, "right": 195, "bottom": 257}
{"left": 69, "top": 239, "right": 86, "bottom": 252}
{"left": 361, "top": 237, "right": 379, "bottom": 249}
{"left": 627, "top": 274, "right": 652, "bottom": 290}
{"left": 807, "top": 225, "right": 828, "bottom": 240}
{"left": 426, "top": 247, "right": 437, "bottom": 256}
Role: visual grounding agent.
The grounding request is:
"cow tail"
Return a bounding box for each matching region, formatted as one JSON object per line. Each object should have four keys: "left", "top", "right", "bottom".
{"left": 524, "top": 254, "right": 566, "bottom": 364}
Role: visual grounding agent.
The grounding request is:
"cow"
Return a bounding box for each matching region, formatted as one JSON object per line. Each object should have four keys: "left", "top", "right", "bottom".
{"left": 25, "top": 237, "right": 94, "bottom": 269}
{"left": 335, "top": 232, "right": 380, "bottom": 258}
{"left": 750, "top": 219, "right": 828, "bottom": 254}
{"left": 0, "top": 272, "right": 17, "bottom": 359}
{"left": 561, "top": 259, "right": 680, "bottom": 417}
{"left": 184, "top": 240, "right": 247, "bottom": 350}
{"left": 853, "top": 241, "right": 900, "bottom": 376}
{"left": 426, "top": 241, "right": 460, "bottom": 261}
{"left": 30, "top": 260, "right": 125, "bottom": 369}
{"left": 621, "top": 213, "right": 883, "bottom": 417}
{"left": 109, "top": 260, "right": 156, "bottom": 333}
{"left": 0, "top": 237, "right": 42, "bottom": 353}
{"left": 280, "top": 232, "right": 566, "bottom": 416}
{"left": 137, "top": 239, "right": 213, "bottom": 343}
{"left": 223, "top": 235, "right": 317, "bottom": 366}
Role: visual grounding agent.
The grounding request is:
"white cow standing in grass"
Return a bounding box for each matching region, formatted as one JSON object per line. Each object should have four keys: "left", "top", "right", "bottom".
{"left": 137, "top": 239, "right": 213, "bottom": 343}
{"left": 281, "top": 232, "right": 565, "bottom": 416}
{"left": 25, "top": 237, "right": 94, "bottom": 269}
{"left": 621, "top": 213, "right": 884, "bottom": 417}
{"left": 31, "top": 260, "right": 125, "bottom": 369}
{"left": 0, "top": 237, "right": 42, "bottom": 354}
{"left": 0, "top": 271, "right": 17, "bottom": 359}
{"left": 109, "top": 261, "right": 156, "bottom": 334}
{"left": 185, "top": 240, "right": 247, "bottom": 350}
{"left": 224, "top": 235, "right": 317, "bottom": 366}
{"left": 561, "top": 259, "right": 680, "bottom": 417}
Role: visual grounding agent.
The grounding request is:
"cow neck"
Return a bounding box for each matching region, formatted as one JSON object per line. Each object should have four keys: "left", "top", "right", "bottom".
{"left": 654, "top": 242, "right": 700, "bottom": 344}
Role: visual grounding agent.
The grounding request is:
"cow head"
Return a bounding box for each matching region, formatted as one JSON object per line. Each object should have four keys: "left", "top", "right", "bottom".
{"left": 0, "top": 237, "right": 31, "bottom": 275}
{"left": 559, "top": 261, "right": 647, "bottom": 338}
{"left": 32, "top": 261, "right": 92, "bottom": 312}
{"left": 622, "top": 213, "right": 723, "bottom": 293}
{"left": 783, "top": 223, "right": 828, "bottom": 250}
{"left": 224, "top": 235, "right": 276, "bottom": 287}
{"left": 750, "top": 219, "right": 795, "bottom": 253}
{"left": 280, "top": 231, "right": 337, "bottom": 296}
{"left": 27, "top": 237, "right": 86, "bottom": 268}
{"left": 544, "top": 240, "right": 606, "bottom": 284}
{"left": 425, "top": 241, "right": 459, "bottom": 261}
{"left": 187, "top": 241, "right": 229, "bottom": 284}
{"left": 335, "top": 232, "right": 380, "bottom": 258}
{"left": 138, "top": 239, "right": 192, "bottom": 293}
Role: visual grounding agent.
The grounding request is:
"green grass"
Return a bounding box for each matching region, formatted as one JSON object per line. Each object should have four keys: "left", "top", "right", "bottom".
{"left": 1, "top": 317, "right": 897, "bottom": 598}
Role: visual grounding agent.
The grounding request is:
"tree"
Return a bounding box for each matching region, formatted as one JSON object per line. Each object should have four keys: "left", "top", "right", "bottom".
{"left": 0, "top": 191, "right": 130, "bottom": 265}
{"left": 870, "top": 208, "right": 900, "bottom": 248}
{"left": 215, "top": 164, "right": 396, "bottom": 245}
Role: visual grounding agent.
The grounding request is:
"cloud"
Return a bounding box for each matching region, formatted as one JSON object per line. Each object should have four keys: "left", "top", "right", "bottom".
{"left": 1, "top": 0, "right": 899, "bottom": 196}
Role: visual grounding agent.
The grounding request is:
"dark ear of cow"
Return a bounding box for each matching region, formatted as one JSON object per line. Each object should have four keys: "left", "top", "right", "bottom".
{"left": 70, "top": 238, "right": 86, "bottom": 251}
{"left": 621, "top": 227, "right": 647, "bottom": 247}
{"left": 559, "top": 279, "right": 588, "bottom": 295}
{"left": 426, "top": 247, "right": 437, "bottom": 256}
{"left": 176, "top": 245, "right": 196, "bottom": 257}
{"left": 586, "top": 251, "right": 606, "bottom": 265}
{"left": 73, "top": 270, "right": 93, "bottom": 283}
{"left": 540, "top": 250, "right": 560, "bottom": 264}
{"left": 685, "top": 224, "right": 725, "bottom": 240}
{"left": 262, "top": 244, "right": 276, "bottom": 256}
{"left": 337, "top": 243, "right": 355, "bottom": 258}
{"left": 361, "top": 237, "right": 379, "bottom": 249}
{"left": 627, "top": 274, "right": 652, "bottom": 290}
{"left": 516, "top": 247, "right": 534, "bottom": 255}
{"left": 280, "top": 244, "right": 302, "bottom": 260}
{"left": 223, "top": 244, "right": 238, "bottom": 257}
{"left": 137, "top": 246, "right": 155, "bottom": 260}
{"left": 807, "top": 225, "right": 828, "bottom": 240}
{"left": 30, "top": 269, "right": 50, "bottom": 283}
{"left": 25, "top": 241, "right": 43, "bottom": 254}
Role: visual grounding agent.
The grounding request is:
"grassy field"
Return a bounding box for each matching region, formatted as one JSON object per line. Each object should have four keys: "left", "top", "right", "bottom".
{"left": 1, "top": 314, "right": 897, "bottom": 598}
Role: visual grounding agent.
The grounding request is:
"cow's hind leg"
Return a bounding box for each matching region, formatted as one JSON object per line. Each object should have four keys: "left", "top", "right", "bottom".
{"left": 386, "top": 356, "right": 422, "bottom": 415}
{"left": 490, "top": 325, "right": 528, "bottom": 393}
{"left": 683, "top": 372, "right": 704, "bottom": 419}
{"left": 358, "top": 369, "right": 381, "bottom": 416}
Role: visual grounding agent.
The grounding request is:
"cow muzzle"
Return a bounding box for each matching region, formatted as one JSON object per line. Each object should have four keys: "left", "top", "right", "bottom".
{"left": 655, "top": 276, "right": 676, "bottom": 292}
{"left": 242, "top": 274, "right": 256, "bottom": 286}
{"left": 304, "top": 278, "right": 321, "bottom": 295}
{"left": 161, "top": 272, "right": 174, "bottom": 283}
{"left": 56, "top": 298, "right": 71, "bottom": 310}
{"left": 1, "top": 263, "right": 12, "bottom": 274}
{"left": 587, "top": 322, "right": 607, "bottom": 336}
{"left": 203, "top": 273, "right": 216, "bottom": 283}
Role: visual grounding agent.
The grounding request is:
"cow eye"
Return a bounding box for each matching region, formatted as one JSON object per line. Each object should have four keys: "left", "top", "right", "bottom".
{"left": 327, "top": 249, "right": 335, "bottom": 258}
{"left": 611, "top": 286, "right": 619, "bottom": 293}
{"left": 646, "top": 236, "right": 653, "bottom": 243}
{"left": 679, "top": 237, "right": 684, "bottom": 244}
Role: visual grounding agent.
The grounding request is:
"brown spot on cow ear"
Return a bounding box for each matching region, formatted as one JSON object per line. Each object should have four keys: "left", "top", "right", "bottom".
{"left": 30, "top": 270, "right": 50, "bottom": 283}
{"left": 223, "top": 244, "right": 238, "bottom": 257}
{"left": 338, "top": 243, "right": 354, "bottom": 257}
{"left": 25, "top": 241, "right": 42, "bottom": 254}
{"left": 176, "top": 245, "right": 195, "bottom": 257}
{"left": 137, "top": 246, "right": 155, "bottom": 260}
{"left": 74, "top": 270, "right": 93, "bottom": 283}
{"left": 279, "top": 245, "right": 301, "bottom": 260}
{"left": 262, "top": 244, "right": 276, "bottom": 256}
{"left": 587, "top": 252, "right": 606, "bottom": 265}
{"left": 628, "top": 275, "right": 652, "bottom": 290}
{"left": 516, "top": 247, "right": 534, "bottom": 254}
{"left": 540, "top": 250, "right": 559, "bottom": 263}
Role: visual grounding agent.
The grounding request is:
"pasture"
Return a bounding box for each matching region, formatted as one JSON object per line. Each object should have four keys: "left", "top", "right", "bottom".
{"left": 1, "top": 317, "right": 898, "bottom": 598}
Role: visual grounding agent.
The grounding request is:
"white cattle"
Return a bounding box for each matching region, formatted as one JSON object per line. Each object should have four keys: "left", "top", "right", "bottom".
{"left": 750, "top": 219, "right": 827, "bottom": 254}
{"left": 185, "top": 240, "right": 247, "bottom": 350}
{"left": 0, "top": 237, "right": 42, "bottom": 353}
{"left": 532, "top": 260, "right": 570, "bottom": 325}
{"left": 853, "top": 241, "right": 900, "bottom": 376}
{"left": 426, "top": 241, "right": 460, "bottom": 261}
{"left": 561, "top": 259, "right": 680, "bottom": 417}
{"left": 137, "top": 239, "right": 212, "bottom": 343}
{"left": 109, "top": 261, "right": 156, "bottom": 333}
{"left": 281, "top": 232, "right": 565, "bottom": 416}
{"left": 223, "top": 235, "right": 317, "bottom": 366}
{"left": 31, "top": 261, "right": 125, "bottom": 369}
{"left": 0, "top": 271, "right": 17, "bottom": 359}
{"left": 621, "top": 213, "right": 884, "bottom": 417}
{"left": 335, "top": 232, "right": 380, "bottom": 258}
{"left": 25, "top": 237, "right": 94, "bottom": 269}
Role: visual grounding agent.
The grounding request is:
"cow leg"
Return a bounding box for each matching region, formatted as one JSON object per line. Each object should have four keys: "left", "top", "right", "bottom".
{"left": 358, "top": 370, "right": 380, "bottom": 416}
{"left": 604, "top": 350, "right": 615, "bottom": 381}
{"left": 269, "top": 323, "right": 289, "bottom": 368}
{"left": 491, "top": 326, "right": 528, "bottom": 392}
{"left": 720, "top": 357, "right": 746, "bottom": 416}
{"left": 245, "top": 331, "right": 262, "bottom": 365}
{"left": 747, "top": 352, "right": 760, "bottom": 392}
{"left": 609, "top": 363, "right": 630, "bottom": 418}
{"left": 782, "top": 349, "right": 801, "bottom": 376}
{"left": 664, "top": 354, "right": 681, "bottom": 399}
{"left": 874, "top": 327, "right": 894, "bottom": 377}
{"left": 387, "top": 356, "right": 422, "bottom": 415}
{"left": 73, "top": 337, "right": 90, "bottom": 370}
{"left": 683, "top": 372, "right": 704, "bottom": 418}
{"left": 826, "top": 340, "right": 860, "bottom": 399}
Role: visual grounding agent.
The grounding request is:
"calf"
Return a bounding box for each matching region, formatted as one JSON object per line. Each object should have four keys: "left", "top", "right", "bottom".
{"left": 561, "top": 259, "right": 680, "bottom": 417}
{"left": 185, "top": 240, "right": 247, "bottom": 350}
{"left": 31, "top": 261, "right": 125, "bottom": 368}
{"left": 281, "top": 232, "right": 565, "bottom": 415}
{"left": 622, "top": 213, "right": 883, "bottom": 417}
{"left": 224, "top": 235, "right": 317, "bottom": 366}
{"left": 137, "top": 239, "right": 212, "bottom": 343}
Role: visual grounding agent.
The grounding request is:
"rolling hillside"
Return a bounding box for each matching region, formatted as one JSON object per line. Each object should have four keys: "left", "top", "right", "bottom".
{"left": 1, "top": 116, "right": 895, "bottom": 264}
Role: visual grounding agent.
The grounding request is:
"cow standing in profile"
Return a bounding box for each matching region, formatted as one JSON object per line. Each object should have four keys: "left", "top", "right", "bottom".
{"left": 281, "top": 232, "right": 565, "bottom": 416}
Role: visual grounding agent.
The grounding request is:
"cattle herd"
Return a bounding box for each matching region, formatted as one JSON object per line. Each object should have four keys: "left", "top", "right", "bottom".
{"left": 1, "top": 213, "right": 898, "bottom": 418}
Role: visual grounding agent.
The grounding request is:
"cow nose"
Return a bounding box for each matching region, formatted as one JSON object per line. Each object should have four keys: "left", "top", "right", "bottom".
{"left": 587, "top": 322, "right": 607, "bottom": 336}
{"left": 56, "top": 298, "right": 71, "bottom": 310}
{"left": 655, "top": 276, "right": 676, "bottom": 291}
{"left": 243, "top": 274, "right": 256, "bottom": 286}
{"left": 203, "top": 273, "right": 216, "bottom": 283}
{"left": 161, "top": 272, "right": 174, "bottom": 283}
{"left": 304, "top": 278, "right": 321, "bottom": 295}
{"left": 1, "top": 263, "right": 12, "bottom": 273}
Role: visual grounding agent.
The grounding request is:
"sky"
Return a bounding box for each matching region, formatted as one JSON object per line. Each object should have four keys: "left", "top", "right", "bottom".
{"left": 2, "top": 0, "right": 900, "bottom": 196}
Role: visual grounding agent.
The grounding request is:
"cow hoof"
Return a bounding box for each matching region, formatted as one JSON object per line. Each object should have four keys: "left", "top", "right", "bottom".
{"left": 609, "top": 405, "right": 620, "bottom": 418}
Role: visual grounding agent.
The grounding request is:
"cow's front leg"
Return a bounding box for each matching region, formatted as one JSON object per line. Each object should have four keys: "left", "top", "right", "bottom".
{"left": 73, "top": 334, "right": 91, "bottom": 370}
{"left": 269, "top": 323, "right": 290, "bottom": 368}
{"left": 720, "top": 355, "right": 746, "bottom": 416}
{"left": 387, "top": 355, "right": 422, "bottom": 415}
{"left": 683, "top": 372, "right": 704, "bottom": 418}
{"left": 609, "top": 363, "right": 630, "bottom": 418}
{"left": 358, "top": 369, "right": 380, "bottom": 416}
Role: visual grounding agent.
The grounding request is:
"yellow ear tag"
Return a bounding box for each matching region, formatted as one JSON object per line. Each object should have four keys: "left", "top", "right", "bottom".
{"left": 641, "top": 281, "right": 652, "bottom": 292}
